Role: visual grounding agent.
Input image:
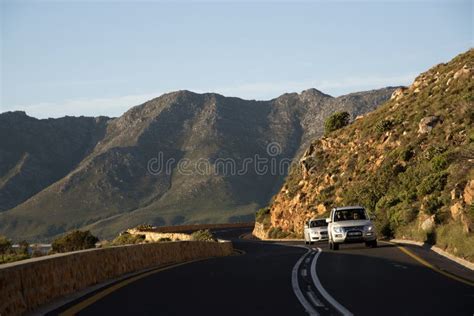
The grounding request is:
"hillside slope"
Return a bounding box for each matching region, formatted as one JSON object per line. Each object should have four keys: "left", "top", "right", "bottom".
{"left": 0, "top": 112, "right": 110, "bottom": 211}
{"left": 256, "top": 49, "right": 473, "bottom": 261}
{"left": 0, "top": 88, "right": 396, "bottom": 241}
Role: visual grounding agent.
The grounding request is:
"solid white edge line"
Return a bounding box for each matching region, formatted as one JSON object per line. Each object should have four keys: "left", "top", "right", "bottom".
{"left": 292, "top": 248, "right": 319, "bottom": 316}
{"left": 311, "top": 248, "right": 353, "bottom": 316}
{"left": 306, "top": 290, "right": 325, "bottom": 307}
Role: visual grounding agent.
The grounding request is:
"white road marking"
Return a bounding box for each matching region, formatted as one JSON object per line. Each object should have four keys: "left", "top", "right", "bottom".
{"left": 392, "top": 263, "right": 408, "bottom": 269}
{"left": 311, "top": 248, "right": 353, "bottom": 316}
{"left": 301, "top": 269, "right": 307, "bottom": 277}
{"left": 292, "top": 249, "right": 319, "bottom": 316}
{"left": 306, "top": 290, "right": 325, "bottom": 307}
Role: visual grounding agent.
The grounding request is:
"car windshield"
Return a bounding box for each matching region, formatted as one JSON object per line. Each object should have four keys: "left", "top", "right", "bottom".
{"left": 309, "top": 219, "right": 327, "bottom": 227}
{"left": 334, "top": 208, "right": 367, "bottom": 222}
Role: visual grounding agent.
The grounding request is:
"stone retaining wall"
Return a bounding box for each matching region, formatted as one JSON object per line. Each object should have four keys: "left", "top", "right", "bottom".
{"left": 0, "top": 240, "right": 233, "bottom": 316}
{"left": 127, "top": 229, "right": 192, "bottom": 241}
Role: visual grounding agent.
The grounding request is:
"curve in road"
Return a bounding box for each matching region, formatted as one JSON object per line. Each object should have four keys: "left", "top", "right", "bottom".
{"left": 48, "top": 227, "right": 474, "bottom": 316}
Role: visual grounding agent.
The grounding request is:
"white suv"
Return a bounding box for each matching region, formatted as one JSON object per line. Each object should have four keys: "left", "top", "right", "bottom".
{"left": 326, "top": 206, "right": 377, "bottom": 250}
{"left": 304, "top": 218, "right": 328, "bottom": 244}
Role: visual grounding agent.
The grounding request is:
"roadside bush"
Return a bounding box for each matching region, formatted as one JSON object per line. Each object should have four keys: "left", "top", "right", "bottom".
{"left": 422, "top": 194, "right": 443, "bottom": 215}
{"left": 191, "top": 229, "right": 216, "bottom": 242}
{"left": 51, "top": 230, "right": 99, "bottom": 253}
{"left": 158, "top": 237, "right": 172, "bottom": 242}
{"left": 31, "top": 245, "right": 45, "bottom": 258}
{"left": 0, "top": 235, "right": 12, "bottom": 260}
{"left": 417, "top": 172, "right": 448, "bottom": 196}
{"left": 436, "top": 222, "right": 474, "bottom": 261}
{"left": 268, "top": 227, "right": 289, "bottom": 239}
{"left": 134, "top": 224, "right": 155, "bottom": 231}
{"left": 400, "top": 206, "right": 419, "bottom": 224}
{"left": 112, "top": 232, "right": 145, "bottom": 245}
{"left": 324, "top": 111, "right": 350, "bottom": 135}
{"left": 18, "top": 240, "right": 29, "bottom": 255}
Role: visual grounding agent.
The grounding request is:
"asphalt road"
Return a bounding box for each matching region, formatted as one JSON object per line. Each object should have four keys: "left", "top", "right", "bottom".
{"left": 49, "top": 227, "right": 474, "bottom": 316}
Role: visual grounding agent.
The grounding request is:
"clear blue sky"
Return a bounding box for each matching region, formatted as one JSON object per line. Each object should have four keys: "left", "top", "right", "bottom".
{"left": 1, "top": 1, "right": 472, "bottom": 118}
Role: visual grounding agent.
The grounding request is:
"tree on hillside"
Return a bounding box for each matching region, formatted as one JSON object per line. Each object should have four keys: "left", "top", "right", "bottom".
{"left": 0, "top": 235, "right": 12, "bottom": 260}
{"left": 51, "top": 230, "right": 99, "bottom": 253}
{"left": 324, "top": 111, "right": 351, "bottom": 135}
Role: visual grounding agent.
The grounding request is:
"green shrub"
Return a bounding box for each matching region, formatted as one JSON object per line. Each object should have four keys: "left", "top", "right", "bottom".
{"left": 436, "top": 222, "right": 474, "bottom": 261}
{"left": 422, "top": 194, "right": 443, "bottom": 215}
{"left": 399, "top": 190, "right": 417, "bottom": 202}
{"left": 401, "top": 147, "right": 415, "bottom": 162}
{"left": 256, "top": 207, "right": 270, "bottom": 223}
{"left": 431, "top": 154, "right": 449, "bottom": 171}
{"left": 375, "top": 119, "right": 393, "bottom": 133}
{"left": 400, "top": 206, "right": 418, "bottom": 224}
{"left": 268, "top": 227, "right": 289, "bottom": 239}
{"left": 0, "top": 235, "right": 12, "bottom": 260}
{"left": 417, "top": 172, "right": 448, "bottom": 196}
{"left": 112, "top": 232, "right": 145, "bottom": 245}
{"left": 52, "top": 230, "right": 99, "bottom": 253}
{"left": 134, "top": 224, "right": 155, "bottom": 231}
{"left": 18, "top": 240, "right": 29, "bottom": 255}
{"left": 191, "top": 229, "right": 216, "bottom": 242}
{"left": 324, "top": 111, "right": 350, "bottom": 134}
{"left": 423, "top": 145, "right": 447, "bottom": 160}
{"left": 0, "top": 253, "right": 30, "bottom": 264}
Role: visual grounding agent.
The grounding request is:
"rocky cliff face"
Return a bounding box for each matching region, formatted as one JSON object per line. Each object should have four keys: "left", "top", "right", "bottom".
{"left": 257, "top": 49, "right": 474, "bottom": 261}
{"left": 0, "top": 88, "right": 396, "bottom": 241}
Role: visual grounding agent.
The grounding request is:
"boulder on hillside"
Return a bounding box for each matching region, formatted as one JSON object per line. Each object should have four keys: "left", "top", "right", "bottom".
{"left": 418, "top": 116, "right": 441, "bottom": 134}
{"left": 421, "top": 215, "right": 436, "bottom": 232}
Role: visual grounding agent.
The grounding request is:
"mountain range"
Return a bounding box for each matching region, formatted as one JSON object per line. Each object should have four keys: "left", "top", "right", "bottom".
{"left": 0, "top": 87, "right": 398, "bottom": 241}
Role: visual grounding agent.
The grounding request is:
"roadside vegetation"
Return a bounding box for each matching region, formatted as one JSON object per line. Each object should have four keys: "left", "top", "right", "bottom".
{"left": 111, "top": 232, "right": 146, "bottom": 245}
{"left": 51, "top": 230, "right": 99, "bottom": 253}
{"left": 267, "top": 49, "right": 474, "bottom": 261}
{"left": 0, "top": 235, "right": 32, "bottom": 264}
{"left": 191, "top": 229, "right": 216, "bottom": 241}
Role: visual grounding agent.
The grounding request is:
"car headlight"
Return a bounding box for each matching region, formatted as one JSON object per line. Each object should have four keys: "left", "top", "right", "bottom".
{"left": 365, "top": 225, "right": 374, "bottom": 232}
{"left": 333, "top": 226, "right": 343, "bottom": 233}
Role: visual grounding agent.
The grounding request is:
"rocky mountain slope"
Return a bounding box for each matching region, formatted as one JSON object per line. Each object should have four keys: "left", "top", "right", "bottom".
{"left": 0, "top": 87, "right": 396, "bottom": 241}
{"left": 0, "top": 112, "right": 110, "bottom": 211}
{"left": 255, "top": 50, "right": 473, "bottom": 261}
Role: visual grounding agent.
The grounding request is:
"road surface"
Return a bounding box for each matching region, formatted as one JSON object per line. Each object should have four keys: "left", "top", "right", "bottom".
{"left": 49, "top": 227, "right": 474, "bottom": 316}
